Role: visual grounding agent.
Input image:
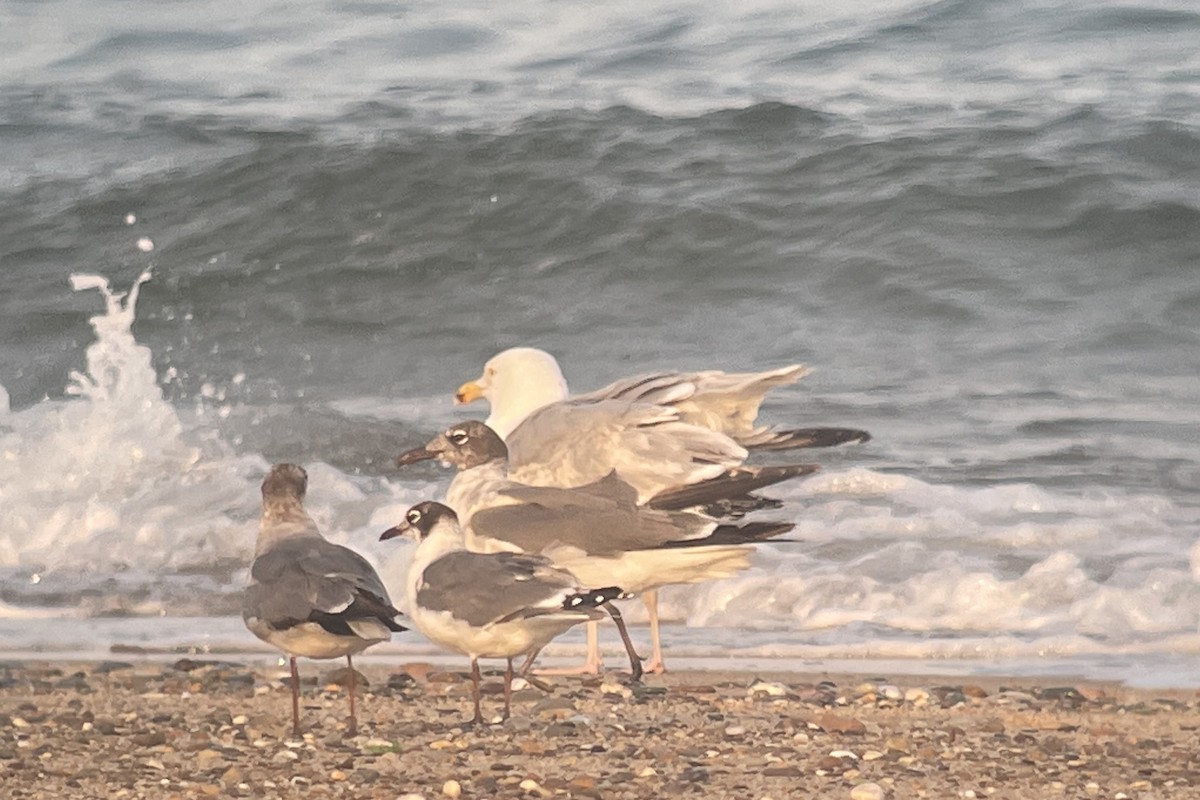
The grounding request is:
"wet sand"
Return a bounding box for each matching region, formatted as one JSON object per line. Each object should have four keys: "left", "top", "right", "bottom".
{"left": 2, "top": 659, "right": 1197, "bottom": 799}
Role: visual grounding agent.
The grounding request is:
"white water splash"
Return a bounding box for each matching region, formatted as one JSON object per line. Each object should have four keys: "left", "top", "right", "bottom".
{"left": 644, "top": 466, "right": 1200, "bottom": 653}
{"left": 0, "top": 272, "right": 264, "bottom": 580}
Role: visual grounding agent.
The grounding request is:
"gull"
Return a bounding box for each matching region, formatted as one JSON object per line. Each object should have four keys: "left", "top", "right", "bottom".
{"left": 243, "top": 464, "right": 406, "bottom": 736}
{"left": 381, "top": 501, "right": 639, "bottom": 725}
{"left": 455, "top": 346, "right": 871, "bottom": 461}
{"left": 448, "top": 348, "right": 865, "bottom": 671}
{"left": 395, "top": 421, "right": 809, "bottom": 673}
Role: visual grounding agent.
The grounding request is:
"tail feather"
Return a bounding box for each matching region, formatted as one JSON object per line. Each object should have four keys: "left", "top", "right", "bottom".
{"left": 745, "top": 427, "right": 871, "bottom": 452}
{"left": 664, "top": 521, "right": 794, "bottom": 548}
{"left": 563, "top": 586, "right": 625, "bottom": 610}
{"left": 647, "top": 463, "right": 819, "bottom": 512}
{"left": 701, "top": 493, "right": 784, "bottom": 519}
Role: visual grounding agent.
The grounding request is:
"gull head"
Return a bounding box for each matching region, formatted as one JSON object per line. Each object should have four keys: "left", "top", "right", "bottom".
{"left": 380, "top": 501, "right": 459, "bottom": 541}
{"left": 394, "top": 420, "right": 508, "bottom": 471}
{"left": 261, "top": 463, "right": 307, "bottom": 502}
{"left": 455, "top": 347, "right": 570, "bottom": 438}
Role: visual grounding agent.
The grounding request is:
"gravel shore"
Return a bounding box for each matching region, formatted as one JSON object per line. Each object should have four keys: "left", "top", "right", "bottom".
{"left": 2, "top": 659, "right": 1196, "bottom": 799}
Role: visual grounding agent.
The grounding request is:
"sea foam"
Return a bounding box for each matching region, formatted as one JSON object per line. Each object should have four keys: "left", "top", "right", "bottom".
{"left": 0, "top": 273, "right": 264, "bottom": 601}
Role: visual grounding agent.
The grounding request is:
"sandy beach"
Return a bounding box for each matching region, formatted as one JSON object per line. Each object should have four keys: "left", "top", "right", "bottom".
{"left": 2, "top": 659, "right": 1196, "bottom": 799}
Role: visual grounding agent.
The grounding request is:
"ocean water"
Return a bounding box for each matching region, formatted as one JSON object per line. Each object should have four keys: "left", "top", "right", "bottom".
{"left": 2, "top": 0, "right": 1199, "bottom": 685}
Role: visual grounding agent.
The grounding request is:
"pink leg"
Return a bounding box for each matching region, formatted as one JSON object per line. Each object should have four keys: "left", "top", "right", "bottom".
{"left": 502, "top": 658, "right": 514, "bottom": 721}
{"left": 346, "top": 654, "right": 358, "bottom": 736}
{"left": 642, "top": 590, "right": 666, "bottom": 674}
{"left": 289, "top": 657, "right": 302, "bottom": 735}
{"left": 469, "top": 659, "right": 484, "bottom": 725}
{"left": 534, "top": 621, "right": 603, "bottom": 676}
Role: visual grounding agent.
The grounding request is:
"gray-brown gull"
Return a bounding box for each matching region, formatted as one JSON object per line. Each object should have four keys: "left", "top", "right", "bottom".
{"left": 243, "top": 463, "right": 405, "bottom": 735}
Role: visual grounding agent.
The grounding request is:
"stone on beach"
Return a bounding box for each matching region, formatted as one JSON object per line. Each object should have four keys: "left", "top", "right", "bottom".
{"left": 2, "top": 663, "right": 1199, "bottom": 800}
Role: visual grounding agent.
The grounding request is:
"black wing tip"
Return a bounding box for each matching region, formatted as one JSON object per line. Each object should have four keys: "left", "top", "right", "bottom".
{"left": 563, "top": 586, "right": 624, "bottom": 610}
{"left": 646, "top": 463, "right": 820, "bottom": 512}
{"left": 665, "top": 520, "right": 795, "bottom": 548}
{"left": 732, "top": 521, "right": 796, "bottom": 541}
{"left": 307, "top": 607, "right": 408, "bottom": 637}
{"left": 751, "top": 427, "right": 872, "bottom": 452}
{"left": 762, "top": 463, "right": 821, "bottom": 479}
{"left": 700, "top": 493, "right": 784, "bottom": 519}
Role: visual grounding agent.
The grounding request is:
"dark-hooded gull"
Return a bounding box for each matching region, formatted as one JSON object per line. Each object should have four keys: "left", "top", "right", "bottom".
{"left": 381, "top": 501, "right": 639, "bottom": 725}
{"left": 395, "top": 421, "right": 809, "bottom": 674}
{"left": 244, "top": 464, "right": 405, "bottom": 735}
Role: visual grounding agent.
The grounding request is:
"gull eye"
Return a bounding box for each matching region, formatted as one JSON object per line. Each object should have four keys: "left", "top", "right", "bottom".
{"left": 448, "top": 428, "right": 470, "bottom": 446}
{"left": 406, "top": 509, "right": 422, "bottom": 524}
{"left": 485, "top": 367, "right": 495, "bottom": 377}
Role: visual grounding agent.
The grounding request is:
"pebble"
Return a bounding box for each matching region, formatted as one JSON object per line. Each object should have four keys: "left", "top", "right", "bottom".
{"left": 397, "top": 662, "right": 435, "bottom": 682}
{"left": 363, "top": 737, "right": 396, "bottom": 751}
{"left": 519, "top": 778, "right": 551, "bottom": 797}
{"left": 817, "top": 755, "right": 844, "bottom": 771}
{"left": 91, "top": 661, "right": 134, "bottom": 675}
{"left": 532, "top": 697, "right": 577, "bottom": 719}
{"left": 748, "top": 680, "right": 789, "bottom": 697}
{"left": 5, "top": 663, "right": 1198, "bottom": 800}
{"left": 850, "top": 782, "right": 886, "bottom": 800}
{"left": 809, "top": 712, "right": 867, "bottom": 735}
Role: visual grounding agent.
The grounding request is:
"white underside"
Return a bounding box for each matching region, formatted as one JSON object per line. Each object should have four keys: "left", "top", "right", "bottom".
{"left": 548, "top": 544, "right": 753, "bottom": 595}
{"left": 409, "top": 606, "right": 594, "bottom": 661}
{"left": 245, "top": 617, "right": 388, "bottom": 660}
